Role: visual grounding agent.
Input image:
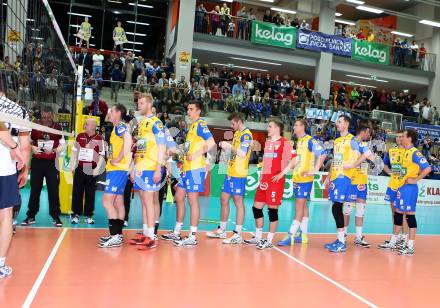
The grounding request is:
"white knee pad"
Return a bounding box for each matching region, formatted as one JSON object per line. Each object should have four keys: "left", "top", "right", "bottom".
{"left": 343, "top": 202, "right": 354, "bottom": 215}
{"left": 355, "top": 203, "right": 365, "bottom": 218}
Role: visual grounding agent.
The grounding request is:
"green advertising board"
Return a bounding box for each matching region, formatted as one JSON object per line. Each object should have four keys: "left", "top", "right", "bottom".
{"left": 251, "top": 20, "right": 297, "bottom": 49}
{"left": 351, "top": 40, "right": 390, "bottom": 65}
{"left": 209, "top": 164, "right": 296, "bottom": 200}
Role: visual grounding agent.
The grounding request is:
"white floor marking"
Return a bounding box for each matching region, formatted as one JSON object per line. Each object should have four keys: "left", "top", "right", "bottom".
{"left": 22, "top": 228, "right": 68, "bottom": 308}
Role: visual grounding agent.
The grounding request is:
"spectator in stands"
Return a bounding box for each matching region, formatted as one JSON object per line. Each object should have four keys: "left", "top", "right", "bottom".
{"left": 335, "top": 24, "right": 343, "bottom": 36}
{"left": 411, "top": 100, "right": 420, "bottom": 120}
{"left": 158, "top": 72, "right": 169, "bottom": 87}
{"left": 254, "top": 98, "right": 263, "bottom": 122}
{"left": 419, "top": 42, "right": 426, "bottom": 70}
{"left": 92, "top": 50, "right": 104, "bottom": 78}
{"left": 432, "top": 107, "right": 439, "bottom": 125}
{"left": 136, "top": 70, "right": 148, "bottom": 92}
{"left": 237, "top": 6, "right": 248, "bottom": 40}
{"left": 232, "top": 79, "right": 244, "bottom": 98}
{"left": 300, "top": 19, "right": 310, "bottom": 30}
{"left": 410, "top": 40, "right": 419, "bottom": 66}
{"left": 168, "top": 73, "right": 177, "bottom": 86}
{"left": 227, "top": 19, "right": 235, "bottom": 38}
{"left": 124, "top": 55, "right": 134, "bottom": 89}
{"left": 211, "top": 6, "right": 221, "bottom": 36}
{"left": 110, "top": 63, "right": 123, "bottom": 102}
{"left": 349, "top": 87, "right": 359, "bottom": 108}
{"left": 421, "top": 99, "right": 432, "bottom": 124}
{"left": 220, "top": 2, "right": 231, "bottom": 36}
{"left": 400, "top": 39, "right": 410, "bottom": 67}
{"left": 77, "top": 48, "right": 92, "bottom": 75}
{"left": 195, "top": 3, "right": 207, "bottom": 33}
{"left": 367, "top": 31, "right": 375, "bottom": 42}
{"left": 263, "top": 10, "right": 272, "bottom": 23}
{"left": 45, "top": 70, "right": 58, "bottom": 105}
{"left": 88, "top": 94, "right": 108, "bottom": 125}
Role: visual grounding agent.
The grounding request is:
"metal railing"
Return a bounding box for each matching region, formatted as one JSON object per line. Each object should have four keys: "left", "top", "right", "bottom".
{"left": 194, "top": 11, "right": 437, "bottom": 73}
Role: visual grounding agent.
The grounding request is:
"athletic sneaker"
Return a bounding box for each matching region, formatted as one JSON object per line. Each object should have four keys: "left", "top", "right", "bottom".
{"left": 328, "top": 240, "right": 347, "bottom": 253}
{"left": 398, "top": 246, "right": 415, "bottom": 256}
{"left": 98, "top": 235, "right": 123, "bottom": 248}
{"left": 85, "top": 217, "right": 95, "bottom": 224}
{"left": 21, "top": 217, "right": 35, "bottom": 226}
{"left": 277, "top": 233, "right": 293, "bottom": 246}
{"left": 71, "top": 215, "right": 80, "bottom": 224}
{"left": 377, "top": 241, "right": 397, "bottom": 250}
{"left": 160, "top": 232, "right": 182, "bottom": 241}
{"left": 137, "top": 238, "right": 158, "bottom": 250}
{"left": 222, "top": 232, "right": 243, "bottom": 244}
{"left": 53, "top": 218, "right": 63, "bottom": 227}
{"left": 99, "top": 234, "right": 124, "bottom": 244}
{"left": 124, "top": 221, "right": 128, "bottom": 227}
{"left": 173, "top": 236, "right": 198, "bottom": 247}
{"left": 354, "top": 236, "right": 371, "bottom": 248}
{"left": 13, "top": 220, "right": 17, "bottom": 234}
{"left": 153, "top": 234, "right": 159, "bottom": 241}
{"left": 0, "top": 266, "right": 13, "bottom": 279}
{"left": 129, "top": 234, "right": 146, "bottom": 245}
{"left": 206, "top": 228, "right": 227, "bottom": 239}
{"left": 324, "top": 239, "right": 338, "bottom": 250}
{"left": 256, "top": 239, "right": 273, "bottom": 250}
{"left": 243, "top": 237, "right": 261, "bottom": 246}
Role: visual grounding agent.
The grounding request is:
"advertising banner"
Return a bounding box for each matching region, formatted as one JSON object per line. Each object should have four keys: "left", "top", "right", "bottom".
{"left": 297, "top": 29, "right": 352, "bottom": 57}
{"left": 402, "top": 121, "right": 440, "bottom": 142}
{"left": 351, "top": 40, "right": 390, "bottom": 65}
{"left": 251, "top": 21, "right": 297, "bottom": 49}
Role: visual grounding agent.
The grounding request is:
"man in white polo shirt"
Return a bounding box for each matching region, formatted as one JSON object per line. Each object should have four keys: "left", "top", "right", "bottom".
{"left": 0, "top": 85, "right": 31, "bottom": 279}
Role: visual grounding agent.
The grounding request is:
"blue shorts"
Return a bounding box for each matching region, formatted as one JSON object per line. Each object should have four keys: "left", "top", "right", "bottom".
{"left": 178, "top": 168, "right": 206, "bottom": 193}
{"left": 329, "top": 176, "right": 353, "bottom": 202}
{"left": 104, "top": 170, "right": 128, "bottom": 195}
{"left": 385, "top": 187, "right": 398, "bottom": 207}
{"left": 0, "top": 174, "right": 20, "bottom": 209}
{"left": 134, "top": 170, "right": 163, "bottom": 192}
{"left": 396, "top": 184, "right": 418, "bottom": 212}
{"left": 293, "top": 182, "right": 313, "bottom": 199}
{"left": 349, "top": 184, "right": 368, "bottom": 201}
{"left": 222, "top": 176, "right": 246, "bottom": 196}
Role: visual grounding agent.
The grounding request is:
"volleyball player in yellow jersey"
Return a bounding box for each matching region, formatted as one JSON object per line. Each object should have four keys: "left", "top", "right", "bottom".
{"left": 77, "top": 16, "right": 91, "bottom": 48}
{"left": 324, "top": 115, "right": 359, "bottom": 253}
{"left": 274, "top": 119, "right": 326, "bottom": 246}
{"left": 113, "top": 21, "right": 127, "bottom": 51}
{"left": 99, "top": 104, "right": 132, "bottom": 248}
{"left": 379, "top": 131, "right": 408, "bottom": 247}
{"left": 166, "top": 101, "right": 215, "bottom": 247}
{"left": 206, "top": 112, "right": 253, "bottom": 244}
{"left": 129, "top": 94, "right": 165, "bottom": 250}
{"left": 342, "top": 124, "right": 375, "bottom": 248}
{"left": 378, "top": 129, "right": 431, "bottom": 255}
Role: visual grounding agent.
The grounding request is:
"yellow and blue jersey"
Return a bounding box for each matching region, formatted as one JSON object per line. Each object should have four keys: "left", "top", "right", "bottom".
{"left": 330, "top": 133, "right": 358, "bottom": 181}
{"left": 351, "top": 139, "right": 371, "bottom": 185}
{"left": 134, "top": 115, "right": 165, "bottom": 171}
{"left": 383, "top": 146, "right": 405, "bottom": 190}
{"left": 183, "top": 118, "right": 213, "bottom": 172}
{"left": 106, "top": 122, "right": 131, "bottom": 172}
{"left": 292, "top": 135, "right": 325, "bottom": 183}
{"left": 400, "top": 147, "right": 430, "bottom": 185}
{"left": 227, "top": 127, "right": 253, "bottom": 178}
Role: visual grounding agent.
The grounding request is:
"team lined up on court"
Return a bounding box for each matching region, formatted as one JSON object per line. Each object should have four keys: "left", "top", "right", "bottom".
{"left": 95, "top": 94, "right": 431, "bottom": 255}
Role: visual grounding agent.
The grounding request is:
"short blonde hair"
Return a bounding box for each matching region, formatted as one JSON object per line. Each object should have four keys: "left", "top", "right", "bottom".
{"left": 138, "top": 92, "right": 154, "bottom": 103}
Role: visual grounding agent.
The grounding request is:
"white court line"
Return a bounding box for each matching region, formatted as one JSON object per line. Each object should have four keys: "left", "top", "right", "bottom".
{"left": 272, "top": 245, "right": 378, "bottom": 308}
{"left": 22, "top": 228, "right": 68, "bottom": 308}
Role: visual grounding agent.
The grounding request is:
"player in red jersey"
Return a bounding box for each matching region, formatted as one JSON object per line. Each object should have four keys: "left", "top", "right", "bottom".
{"left": 244, "top": 120, "right": 293, "bottom": 250}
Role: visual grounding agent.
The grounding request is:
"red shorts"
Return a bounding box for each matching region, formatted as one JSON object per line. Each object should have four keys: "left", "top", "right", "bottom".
{"left": 254, "top": 178, "right": 285, "bottom": 206}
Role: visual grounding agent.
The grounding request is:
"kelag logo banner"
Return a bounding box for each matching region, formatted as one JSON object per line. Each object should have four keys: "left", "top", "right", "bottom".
{"left": 297, "top": 29, "right": 352, "bottom": 57}
{"left": 251, "top": 20, "right": 297, "bottom": 49}
{"left": 352, "top": 40, "right": 390, "bottom": 65}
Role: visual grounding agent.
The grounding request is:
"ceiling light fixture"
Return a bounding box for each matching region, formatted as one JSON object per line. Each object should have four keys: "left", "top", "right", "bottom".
{"left": 126, "top": 41, "right": 144, "bottom": 45}
{"left": 125, "top": 32, "right": 147, "bottom": 37}
{"left": 419, "top": 19, "right": 440, "bottom": 28}
{"left": 346, "top": 0, "right": 364, "bottom": 4}
{"left": 67, "top": 12, "right": 92, "bottom": 18}
{"left": 211, "top": 62, "right": 269, "bottom": 72}
{"left": 229, "top": 57, "right": 281, "bottom": 66}
{"left": 356, "top": 6, "right": 384, "bottom": 14}
{"left": 270, "top": 7, "right": 296, "bottom": 14}
{"left": 335, "top": 12, "right": 342, "bottom": 17}
{"left": 391, "top": 30, "right": 413, "bottom": 37}
{"left": 123, "top": 48, "right": 142, "bottom": 52}
{"left": 331, "top": 79, "right": 376, "bottom": 88}
{"left": 346, "top": 74, "right": 389, "bottom": 82}
{"left": 127, "top": 21, "right": 150, "bottom": 26}
{"left": 128, "top": 3, "right": 153, "bottom": 8}
{"left": 335, "top": 19, "right": 356, "bottom": 26}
